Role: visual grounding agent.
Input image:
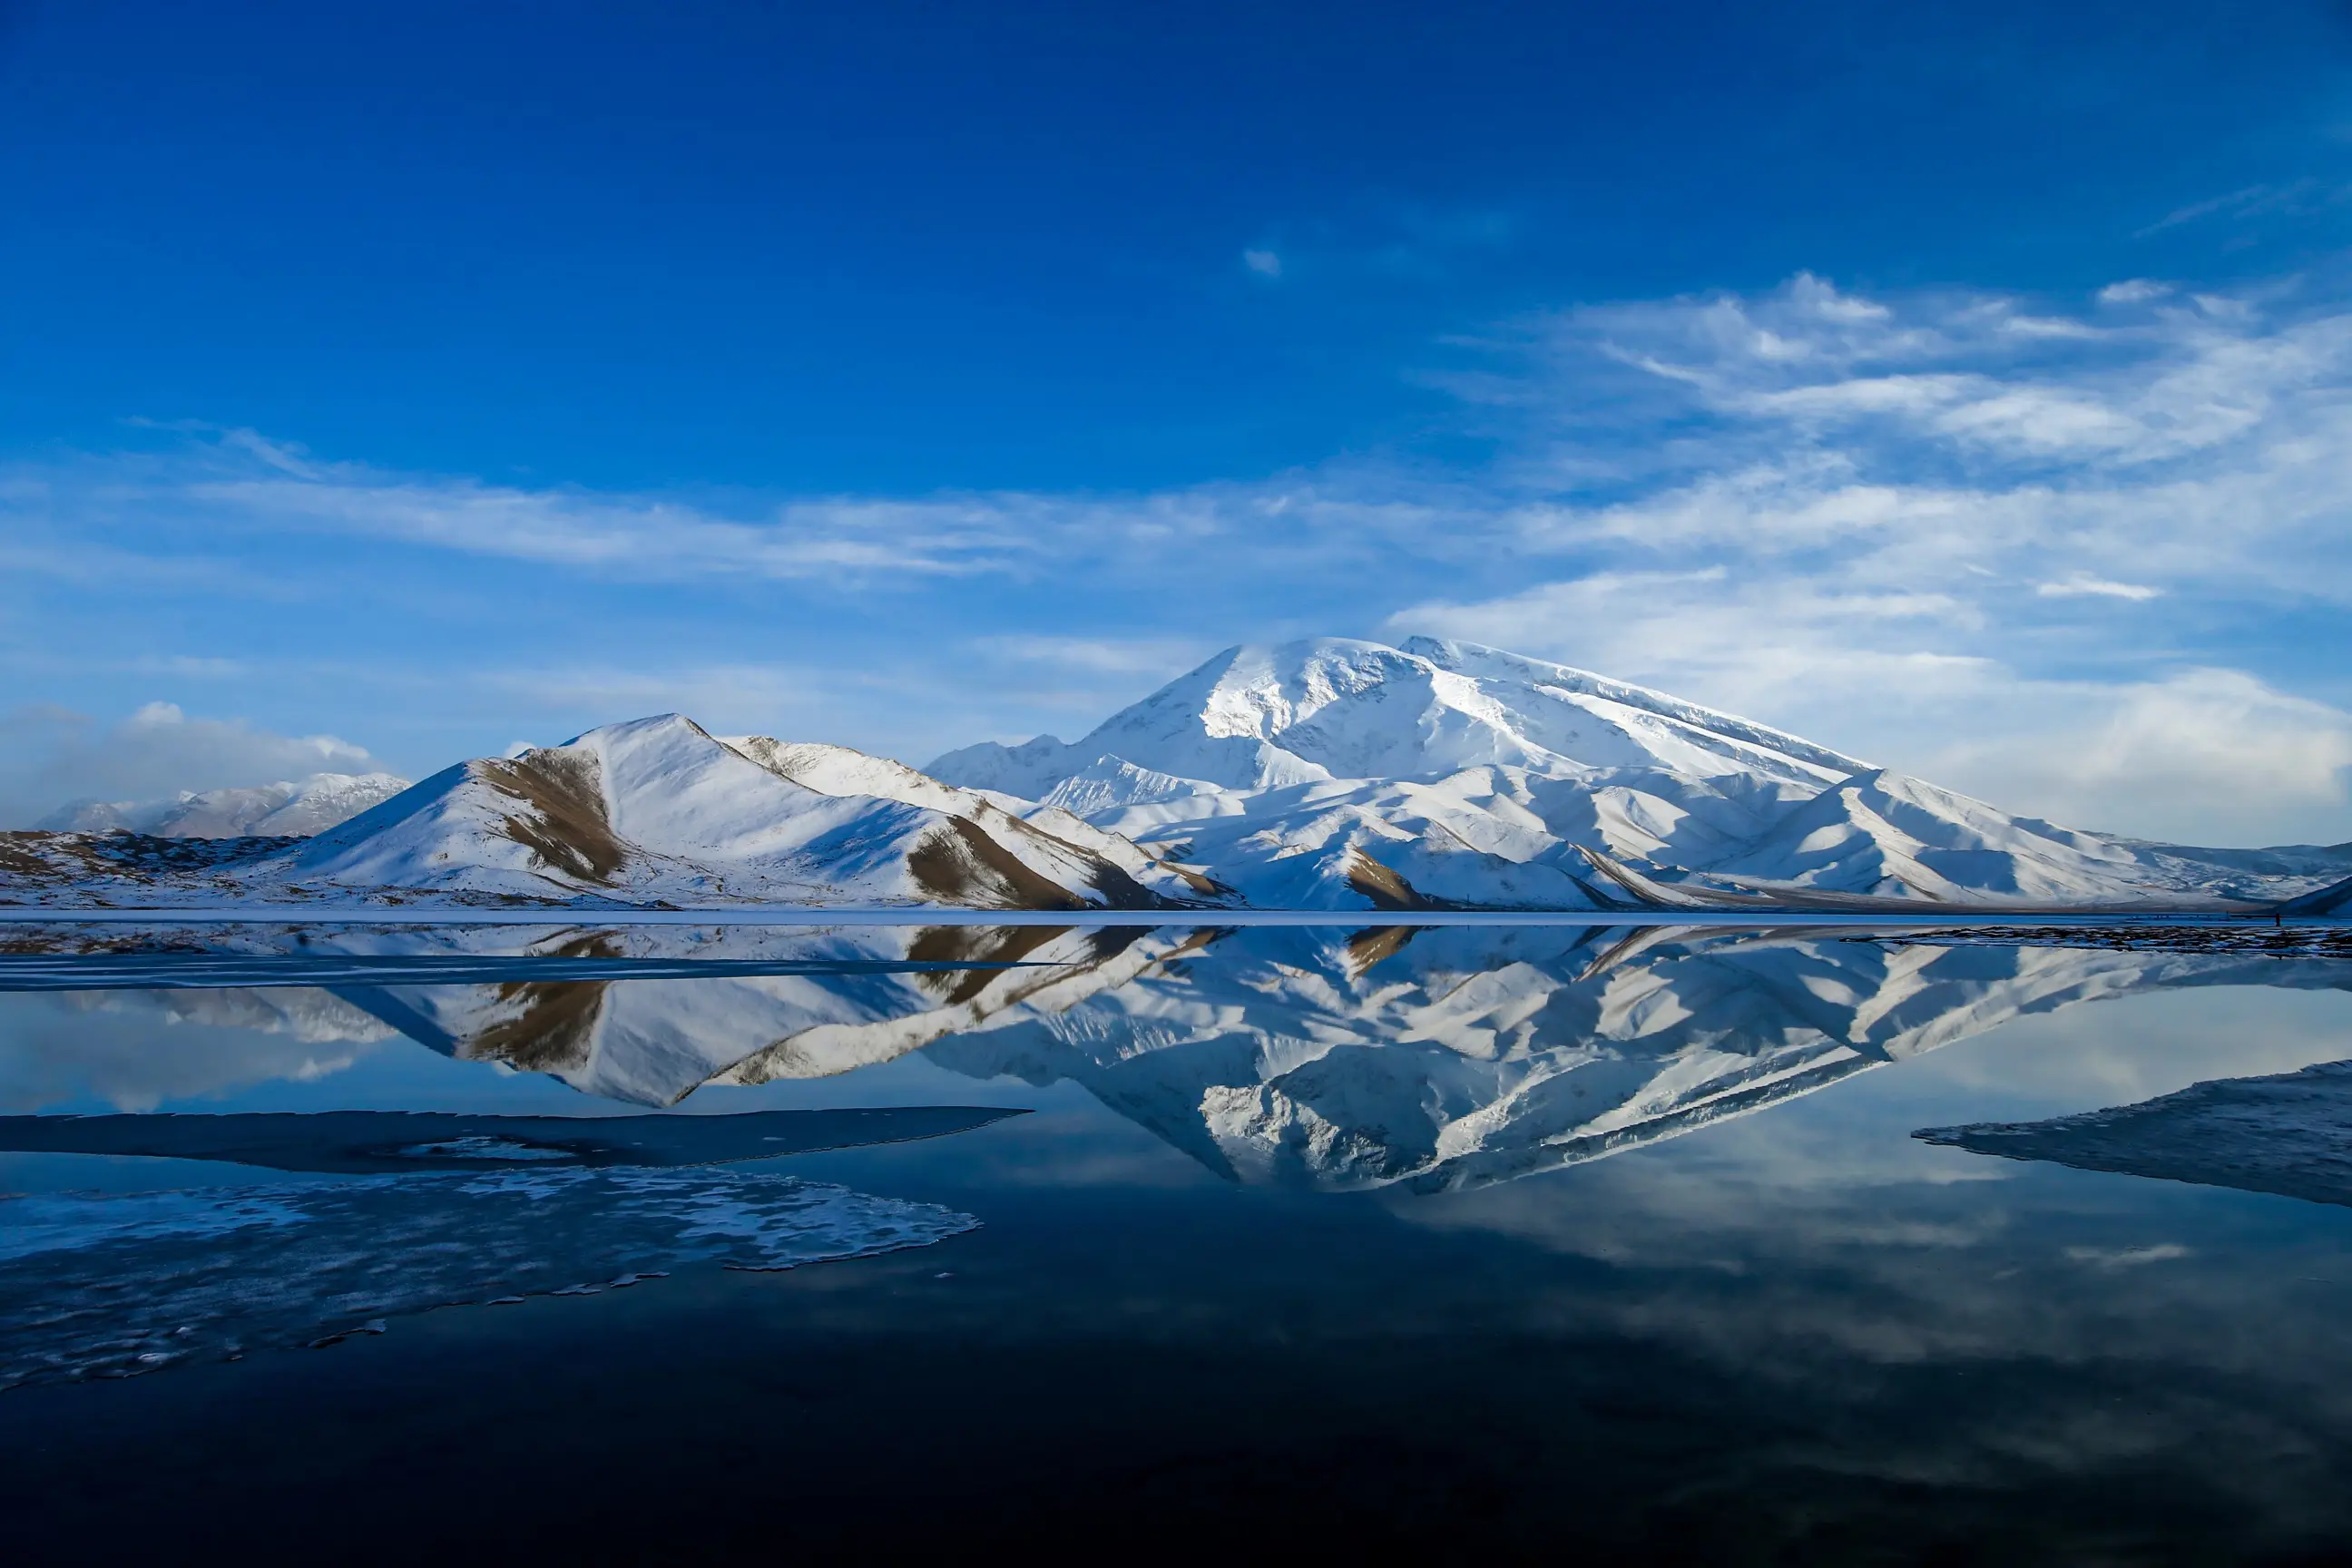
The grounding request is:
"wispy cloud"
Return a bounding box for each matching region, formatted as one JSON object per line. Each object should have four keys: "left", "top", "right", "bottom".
{"left": 2134, "top": 179, "right": 2352, "bottom": 238}
{"left": 6, "top": 433, "right": 1196, "bottom": 586}
{"left": 1, "top": 429, "right": 1480, "bottom": 606}
{"left": 194, "top": 465, "right": 1049, "bottom": 580}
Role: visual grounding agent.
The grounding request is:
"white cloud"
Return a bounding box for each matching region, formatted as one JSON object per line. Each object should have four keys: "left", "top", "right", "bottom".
{"left": 0, "top": 430, "right": 1475, "bottom": 612}
{"left": 2098, "top": 279, "right": 2171, "bottom": 306}
{"left": 1535, "top": 272, "right": 2352, "bottom": 471}
{"left": 0, "top": 702, "right": 383, "bottom": 828}
{"left": 0, "top": 991, "right": 388, "bottom": 1114}
{"left": 1924, "top": 670, "right": 2352, "bottom": 846}
{"left": 1242, "top": 248, "right": 1282, "bottom": 278}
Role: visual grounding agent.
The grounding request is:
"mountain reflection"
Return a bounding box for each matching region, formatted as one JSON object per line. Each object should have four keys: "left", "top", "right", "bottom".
{"left": 15, "top": 922, "right": 2352, "bottom": 1193}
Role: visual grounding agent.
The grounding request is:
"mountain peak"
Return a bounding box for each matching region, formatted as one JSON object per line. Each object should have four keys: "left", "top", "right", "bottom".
{"left": 929, "top": 634, "right": 1865, "bottom": 799}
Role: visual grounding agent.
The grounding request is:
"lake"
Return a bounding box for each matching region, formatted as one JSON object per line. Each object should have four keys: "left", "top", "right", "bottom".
{"left": 2, "top": 919, "right": 2348, "bottom": 1563}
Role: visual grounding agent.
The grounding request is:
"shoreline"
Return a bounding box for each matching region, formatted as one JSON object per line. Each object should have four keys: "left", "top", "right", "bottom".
{"left": 0, "top": 904, "right": 2342, "bottom": 930}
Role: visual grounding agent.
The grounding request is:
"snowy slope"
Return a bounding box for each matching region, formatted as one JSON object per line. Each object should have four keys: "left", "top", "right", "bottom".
{"left": 1692, "top": 769, "right": 2168, "bottom": 902}
{"left": 721, "top": 737, "right": 1207, "bottom": 900}
{"left": 36, "top": 772, "right": 413, "bottom": 838}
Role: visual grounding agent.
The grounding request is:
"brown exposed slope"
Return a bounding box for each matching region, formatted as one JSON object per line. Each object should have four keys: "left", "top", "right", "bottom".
{"left": 476, "top": 751, "right": 627, "bottom": 884}
{"left": 981, "top": 804, "right": 1194, "bottom": 908}
{"left": 460, "top": 981, "right": 611, "bottom": 1073}
{"left": 1345, "top": 848, "right": 1456, "bottom": 912}
{"left": 1343, "top": 925, "right": 1420, "bottom": 974}
{"left": 907, "top": 816, "right": 1091, "bottom": 910}
{"left": 446, "top": 934, "right": 623, "bottom": 1073}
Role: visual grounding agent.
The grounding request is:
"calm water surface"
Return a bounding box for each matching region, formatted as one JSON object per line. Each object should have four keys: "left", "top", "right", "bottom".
{"left": 1, "top": 921, "right": 2348, "bottom": 1563}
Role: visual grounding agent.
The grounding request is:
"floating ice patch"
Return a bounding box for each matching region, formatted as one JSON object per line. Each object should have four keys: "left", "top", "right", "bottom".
{"left": 0, "top": 1168, "right": 977, "bottom": 1389}
{"left": 0, "top": 1188, "right": 310, "bottom": 1264}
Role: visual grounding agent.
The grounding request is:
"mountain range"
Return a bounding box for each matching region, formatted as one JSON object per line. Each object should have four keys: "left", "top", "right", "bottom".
{"left": 35, "top": 772, "right": 414, "bottom": 838}
{"left": 6, "top": 636, "right": 2350, "bottom": 912}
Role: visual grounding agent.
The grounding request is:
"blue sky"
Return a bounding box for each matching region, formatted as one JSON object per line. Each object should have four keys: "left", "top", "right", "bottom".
{"left": 5, "top": 0, "right": 2352, "bottom": 843}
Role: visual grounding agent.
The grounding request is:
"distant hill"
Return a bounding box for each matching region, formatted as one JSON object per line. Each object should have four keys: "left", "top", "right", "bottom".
{"left": 38, "top": 772, "right": 414, "bottom": 838}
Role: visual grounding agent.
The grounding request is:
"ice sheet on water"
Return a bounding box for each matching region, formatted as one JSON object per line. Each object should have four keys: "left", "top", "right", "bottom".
{"left": 0, "top": 1167, "right": 977, "bottom": 1389}
{"left": 1918, "top": 1057, "right": 2352, "bottom": 1209}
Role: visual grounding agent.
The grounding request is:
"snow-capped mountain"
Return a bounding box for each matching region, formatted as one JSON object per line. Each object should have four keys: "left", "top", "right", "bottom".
{"left": 36, "top": 772, "right": 413, "bottom": 838}
{"left": 930, "top": 636, "right": 2352, "bottom": 910}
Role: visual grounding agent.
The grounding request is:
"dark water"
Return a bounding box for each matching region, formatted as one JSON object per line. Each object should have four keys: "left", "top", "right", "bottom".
{"left": 2, "top": 921, "right": 2349, "bottom": 1564}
